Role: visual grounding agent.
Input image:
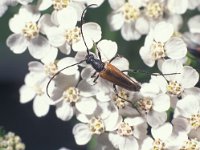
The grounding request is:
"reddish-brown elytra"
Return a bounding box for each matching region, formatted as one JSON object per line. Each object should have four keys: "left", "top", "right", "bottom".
{"left": 46, "top": 4, "right": 141, "bottom": 98}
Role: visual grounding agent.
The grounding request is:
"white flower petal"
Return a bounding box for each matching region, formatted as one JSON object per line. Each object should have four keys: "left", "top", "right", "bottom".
{"left": 76, "top": 97, "right": 97, "bottom": 115}
{"left": 82, "top": 22, "right": 102, "bottom": 43}
{"left": 139, "top": 46, "right": 155, "bottom": 67}
{"left": 188, "top": 15, "right": 200, "bottom": 33}
{"left": 119, "top": 137, "right": 139, "bottom": 150}
{"left": 28, "top": 61, "right": 44, "bottom": 73}
{"left": 56, "top": 102, "right": 74, "bottom": 121}
{"left": 57, "top": 6, "right": 77, "bottom": 28}
{"left": 121, "top": 23, "right": 141, "bottom": 41}
{"left": 78, "top": 80, "right": 99, "bottom": 97}
{"left": 19, "top": 85, "right": 35, "bottom": 103}
{"left": 165, "top": 37, "right": 187, "bottom": 59}
{"left": 167, "top": 0, "right": 188, "bottom": 14}
{"left": 151, "top": 123, "right": 173, "bottom": 140}
{"left": 28, "top": 35, "right": 50, "bottom": 59}
{"left": 107, "top": 12, "right": 124, "bottom": 31}
{"left": 153, "top": 94, "right": 170, "bottom": 112}
{"left": 9, "top": 14, "right": 25, "bottom": 33}
{"left": 140, "top": 82, "right": 159, "bottom": 97}
{"left": 181, "top": 66, "right": 199, "bottom": 88}
{"left": 108, "top": 0, "right": 125, "bottom": 10}
{"left": 135, "top": 17, "right": 149, "bottom": 35}
{"left": 97, "top": 40, "right": 117, "bottom": 61}
{"left": 41, "top": 46, "right": 58, "bottom": 64}
{"left": 6, "top": 34, "right": 28, "bottom": 54}
{"left": 38, "top": 14, "right": 54, "bottom": 34}
{"left": 147, "top": 111, "right": 167, "bottom": 128}
{"left": 72, "top": 123, "right": 92, "bottom": 145}
{"left": 37, "top": 0, "right": 52, "bottom": 11}
{"left": 153, "top": 22, "right": 174, "bottom": 43}
{"left": 33, "top": 95, "right": 50, "bottom": 117}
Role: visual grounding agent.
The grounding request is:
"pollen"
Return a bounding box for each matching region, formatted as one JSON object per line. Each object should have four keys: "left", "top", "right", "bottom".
{"left": 44, "top": 62, "right": 58, "bottom": 77}
{"left": 145, "top": 1, "right": 164, "bottom": 19}
{"left": 65, "top": 27, "right": 81, "bottom": 44}
{"left": 63, "top": 87, "right": 79, "bottom": 103}
{"left": 22, "top": 22, "right": 39, "bottom": 40}
{"left": 167, "top": 80, "right": 182, "bottom": 95}
{"left": 122, "top": 2, "right": 140, "bottom": 22}
{"left": 180, "top": 138, "right": 200, "bottom": 150}
{"left": 137, "top": 97, "right": 153, "bottom": 113}
{"left": 33, "top": 85, "right": 44, "bottom": 96}
{"left": 188, "top": 114, "right": 200, "bottom": 129}
{"left": 150, "top": 41, "right": 166, "bottom": 60}
{"left": 52, "top": 0, "right": 70, "bottom": 10}
{"left": 89, "top": 117, "right": 105, "bottom": 135}
{"left": 153, "top": 138, "right": 166, "bottom": 150}
{"left": 117, "top": 122, "right": 133, "bottom": 136}
{"left": 113, "top": 89, "right": 129, "bottom": 108}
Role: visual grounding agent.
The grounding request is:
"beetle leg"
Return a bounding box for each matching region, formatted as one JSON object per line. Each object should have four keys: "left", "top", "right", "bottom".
{"left": 92, "top": 74, "right": 99, "bottom": 84}
{"left": 109, "top": 54, "right": 122, "bottom": 63}
{"left": 91, "top": 71, "right": 97, "bottom": 78}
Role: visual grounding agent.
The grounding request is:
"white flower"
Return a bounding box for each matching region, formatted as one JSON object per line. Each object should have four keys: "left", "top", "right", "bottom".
{"left": 139, "top": 81, "right": 170, "bottom": 128}
{"left": 73, "top": 102, "right": 120, "bottom": 145}
{"left": 6, "top": 5, "right": 51, "bottom": 59}
{"left": 173, "top": 95, "right": 200, "bottom": 140}
{"left": 0, "top": 0, "right": 17, "bottom": 17}
{"left": 37, "top": 0, "right": 85, "bottom": 20}
{"left": 19, "top": 72, "right": 52, "bottom": 117}
{"left": 150, "top": 59, "right": 199, "bottom": 107}
{"left": 107, "top": 0, "right": 147, "bottom": 41}
{"left": 139, "top": 21, "right": 187, "bottom": 67}
{"left": 108, "top": 116, "right": 147, "bottom": 150}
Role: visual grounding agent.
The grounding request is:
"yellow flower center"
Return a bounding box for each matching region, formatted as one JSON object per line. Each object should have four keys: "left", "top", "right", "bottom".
{"left": 63, "top": 87, "right": 79, "bottom": 103}
{"left": 153, "top": 139, "right": 166, "bottom": 150}
{"left": 188, "top": 114, "right": 200, "bottom": 129}
{"left": 52, "top": 0, "right": 70, "bottom": 10}
{"left": 145, "top": 1, "right": 164, "bottom": 19}
{"left": 137, "top": 97, "right": 153, "bottom": 113}
{"left": 113, "top": 89, "right": 129, "bottom": 108}
{"left": 22, "top": 22, "right": 39, "bottom": 40}
{"left": 44, "top": 62, "right": 58, "bottom": 77}
{"left": 123, "top": 3, "right": 140, "bottom": 22}
{"left": 65, "top": 27, "right": 81, "bottom": 44}
{"left": 89, "top": 117, "right": 105, "bottom": 135}
{"left": 180, "top": 138, "right": 199, "bottom": 150}
{"left": 117, "top": 122, "right": 133, "bottom": 136}
{"left": 150, "top": 41, "right": 166, "bottom": 60}
{"left": 167, "top": 81, "right": 182, "bottom": 95}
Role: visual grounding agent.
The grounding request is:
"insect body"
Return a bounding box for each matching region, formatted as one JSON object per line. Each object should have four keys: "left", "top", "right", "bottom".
{"left": 46, "top": 5, "right": 141, "bottom": 98}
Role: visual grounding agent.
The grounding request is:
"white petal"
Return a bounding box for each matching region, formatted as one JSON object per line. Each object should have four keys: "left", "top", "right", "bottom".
{"left": 75, "top": 97, "right": 97, "bottom": 115}
{"left": 121, "top": 23, "right": 141, "bottom": 41}
{"left": 165, "top": 37, "right": 187, "bottom": 59}
{"left": 78, "top": 80, "right": 99, "bottom": 97}
{"left": 151, "top": 122, "right": 173, "bottom": 140}
{"left": 41, "top": 47, "right": 58, "bottom": 64}
{"left": 56, "top": 102, "right": 74, "bottom": 121}
{"left": 147, "top": 111, "right": 167, "bottom": 128}
{"left": 97, "top": 40, "right": 117, "bottom": 61}
{"left": 119, "top": 137, "right": 139, "bottom": 150}
{"left": 37, "top": 0, "right": 52, "bottom": 11}
{"left": 110, "top": 56, "right": 129, "bottom": 71}
{"left": 9, "top": 14, "right": 25, "bottom": 33}
{"left": 72, "top": 123, "right": 92, "bottom": 145}
{"left": 38, "top": 14, "right": 54, "bottom": 34}
{"left": 6, "top": 34, "right": 28, "bottom": 54}
{"left": 153, "top": 22, "right": 174, "bottom": 43}
{"left": 33, "top": 95, "right": 50, "bottom": 117}
{"left": 172, "top": 117, "right": 190, "bottom": 133}
{"left": 46, "top": 27, "right": 66, "bottom": 47}
{"left": 57, "top": 6, "right": 77, "bottom": 28}
{"left": 19, "top": 5, "right": 40, "bottom": 22}
{"left": 167, "top": 0, "right": 188, "bottom": 14}
{"left": 108, "top": 0, "right": 125, "bottom": 10}
{"left": 153, "top": 94, "right": 170, "bottom": 112}
{"left": 181, "top": 66, "right": 199, "bottom": 88}
{"left": 135, "top": 17, "right": 149, "bottom": 34}
{"left": 28, "top": 61, "right": 44, "bottom": 73}
{"left": 82, "top": 22, "right": 102, "bottom": 43}
{"left": 188, "top": 15, "right": 200, "bottom": 33}
{"left": 139, "top": 46, "right": 155, "bottom": 67}
{"left": 28, "top": 35, "right": 50, "bottom": 59}
{"left": 86, "top": 0, "right": 105, "bottom": 7}
{"left": 57, "top": 57, "right": 79, "bottom": 75}
{"left": 107, "top": 12, "right": 124, "bottom": 31}
{"left": 140, "top": 82, "right": 159, "bottom": 97}
{"left": 176, "top": 95, "right": 199, "bottom": 118}
{"left": 19, "top": 85, "right": 35, "bottom": 103}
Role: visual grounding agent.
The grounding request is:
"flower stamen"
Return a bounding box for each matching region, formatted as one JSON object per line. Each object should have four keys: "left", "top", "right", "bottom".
{"left": 180, "top": 138, "right": 199, "bottom": 150}
{"left": 150, "top": 41, "right": 166, "bottom": 60}
{"left": 22, "top": 22, "right": 39, "bottom": 40}
{"left": 63, "top": 87, "right": 79, "bottom": 103}
{"left": 188, "top": 114, "right": 200, "bottom": 129}
{"left": 137, "top": 97, "right": 153, "bottom": 113}
{"left": 89, "top": 117, "right": 105, "bottom": 135}
{"left": 145, "top": 1, "right": 164, "bottom": 19}
{"left": 153, "top": 138, "right": 166, "bottom": 150}
{"left": 122, "top": 3, "right": 140, "bottom": 22}
{"left": 113, "top": 89, "right": 129, "bottom": 108}
{"left": 117, "top": 122, "right": 133, "bottom": 136}
{"left": 52, "top": 0, "right": 70, "bottom": 10}
{"left": 65, "top": 27, "right": 81, "bottom": 44}
{"left": 167, "top": 81, "right": 182, "bottom": 95}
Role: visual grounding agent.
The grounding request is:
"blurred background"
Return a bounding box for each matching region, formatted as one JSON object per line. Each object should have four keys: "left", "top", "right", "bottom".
{"left": 0, "top": 1, "right": 199, "bottom": 150}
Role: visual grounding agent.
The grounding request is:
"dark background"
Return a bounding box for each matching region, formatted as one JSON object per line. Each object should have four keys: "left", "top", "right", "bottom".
{"left": 0, "top": 1, "right": 199, "bottom": 150}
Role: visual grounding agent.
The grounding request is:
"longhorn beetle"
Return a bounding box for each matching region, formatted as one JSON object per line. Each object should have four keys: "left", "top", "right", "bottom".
{"left": 46, "top": 4, "right": 178, "bottom": 104}
{"left": 46, "top": 4, "right": 141, "bottom": 103}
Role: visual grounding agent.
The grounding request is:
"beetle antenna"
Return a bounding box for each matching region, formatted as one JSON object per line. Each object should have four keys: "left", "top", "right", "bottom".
{"left": 46, "top": 59, "right": 86, "bottom": 98}
{"left": 80, "top": 4, "right": 97, "bottom": 55}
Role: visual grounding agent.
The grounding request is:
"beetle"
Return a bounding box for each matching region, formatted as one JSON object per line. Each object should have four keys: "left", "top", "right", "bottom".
{"left": 46, "top": 4, "right": 141, "bottom": 101}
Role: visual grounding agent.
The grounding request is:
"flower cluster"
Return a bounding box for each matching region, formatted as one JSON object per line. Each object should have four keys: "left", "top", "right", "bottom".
{"left": 2, "top": 0, "right": 200, "bottom": 149}
{"left": 0, "top": 128, "right": 25, "bottom": 150}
